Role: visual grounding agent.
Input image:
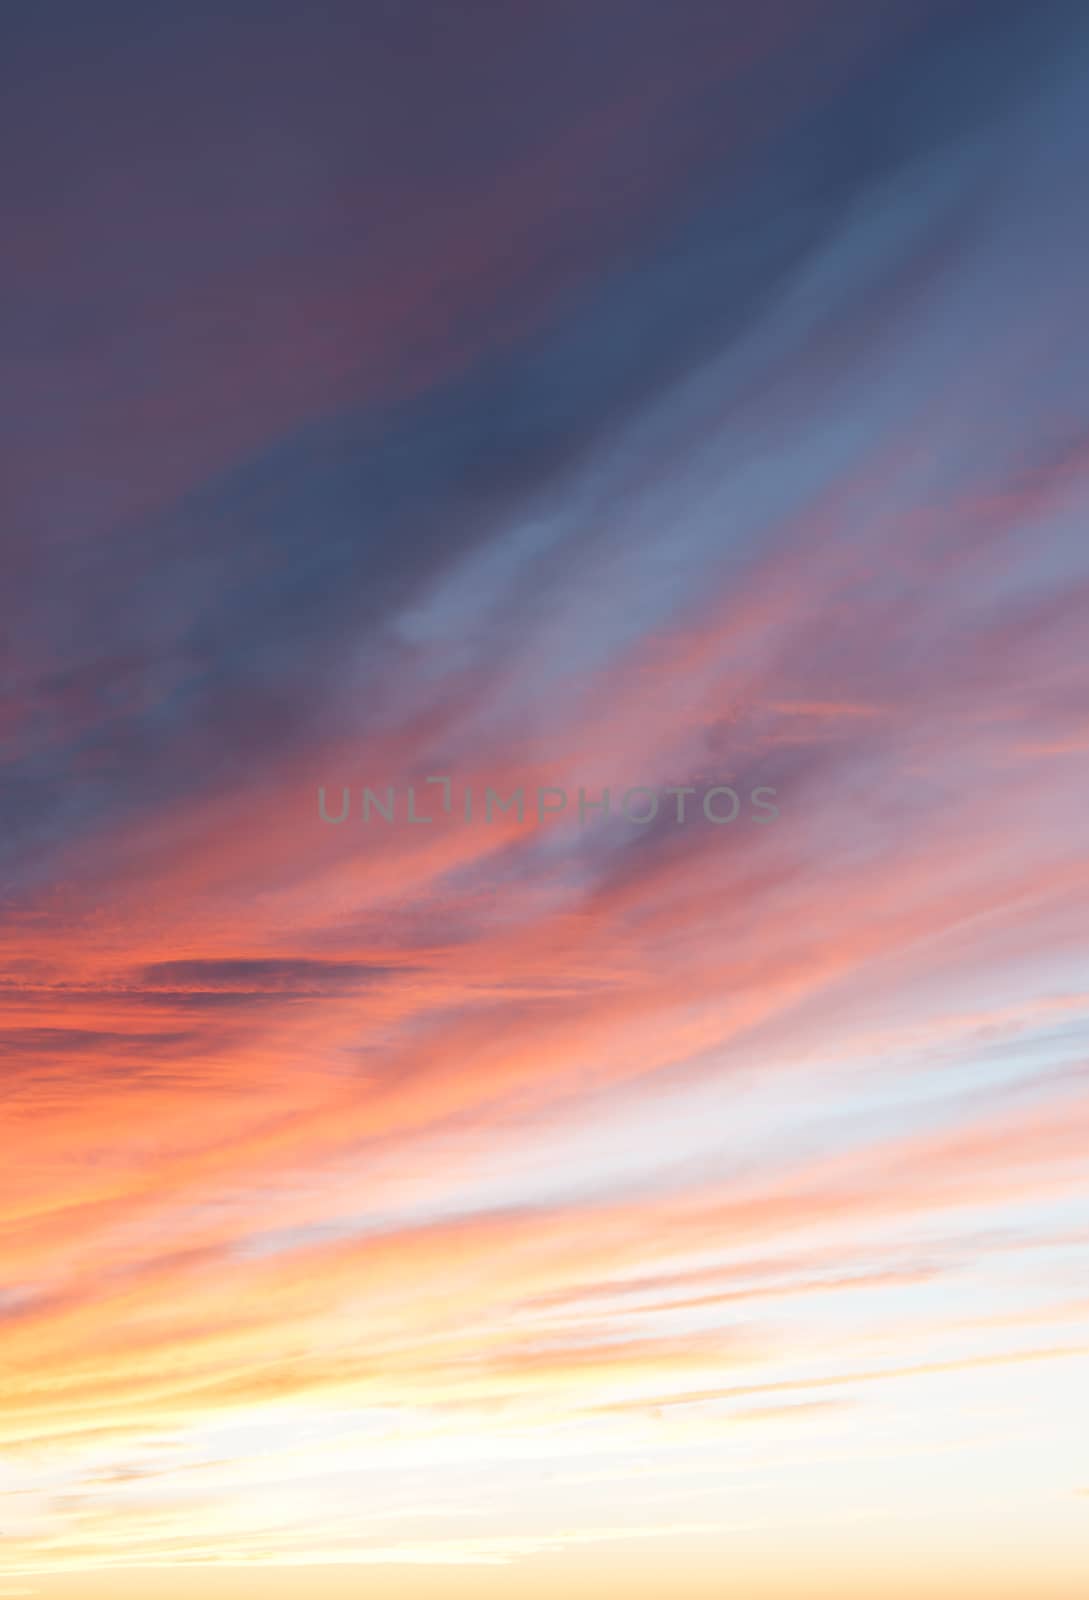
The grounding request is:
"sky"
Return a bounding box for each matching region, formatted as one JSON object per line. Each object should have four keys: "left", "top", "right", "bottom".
{"left": 2, "top": 2, "right": 1089, "bottom": 1595}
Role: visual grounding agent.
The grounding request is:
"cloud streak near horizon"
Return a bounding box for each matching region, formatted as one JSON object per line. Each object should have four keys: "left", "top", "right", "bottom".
{"left": 2, "top": 3, "right": 1089, "bottom": 1594}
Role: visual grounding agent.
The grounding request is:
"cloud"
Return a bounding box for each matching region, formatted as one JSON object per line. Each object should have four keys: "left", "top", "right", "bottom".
{"left": 4, "top": 0, "right": 1089, "bottom": 1587}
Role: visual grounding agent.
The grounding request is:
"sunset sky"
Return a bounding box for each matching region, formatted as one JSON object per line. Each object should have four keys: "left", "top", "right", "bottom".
{"left": 2, "top": 2, "right": 1089, "bottom": 1596}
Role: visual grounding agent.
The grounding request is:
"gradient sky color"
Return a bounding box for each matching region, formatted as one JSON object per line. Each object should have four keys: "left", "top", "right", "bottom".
{"left": 2, "top": 3, "right": 1089, "bottom": 1596}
